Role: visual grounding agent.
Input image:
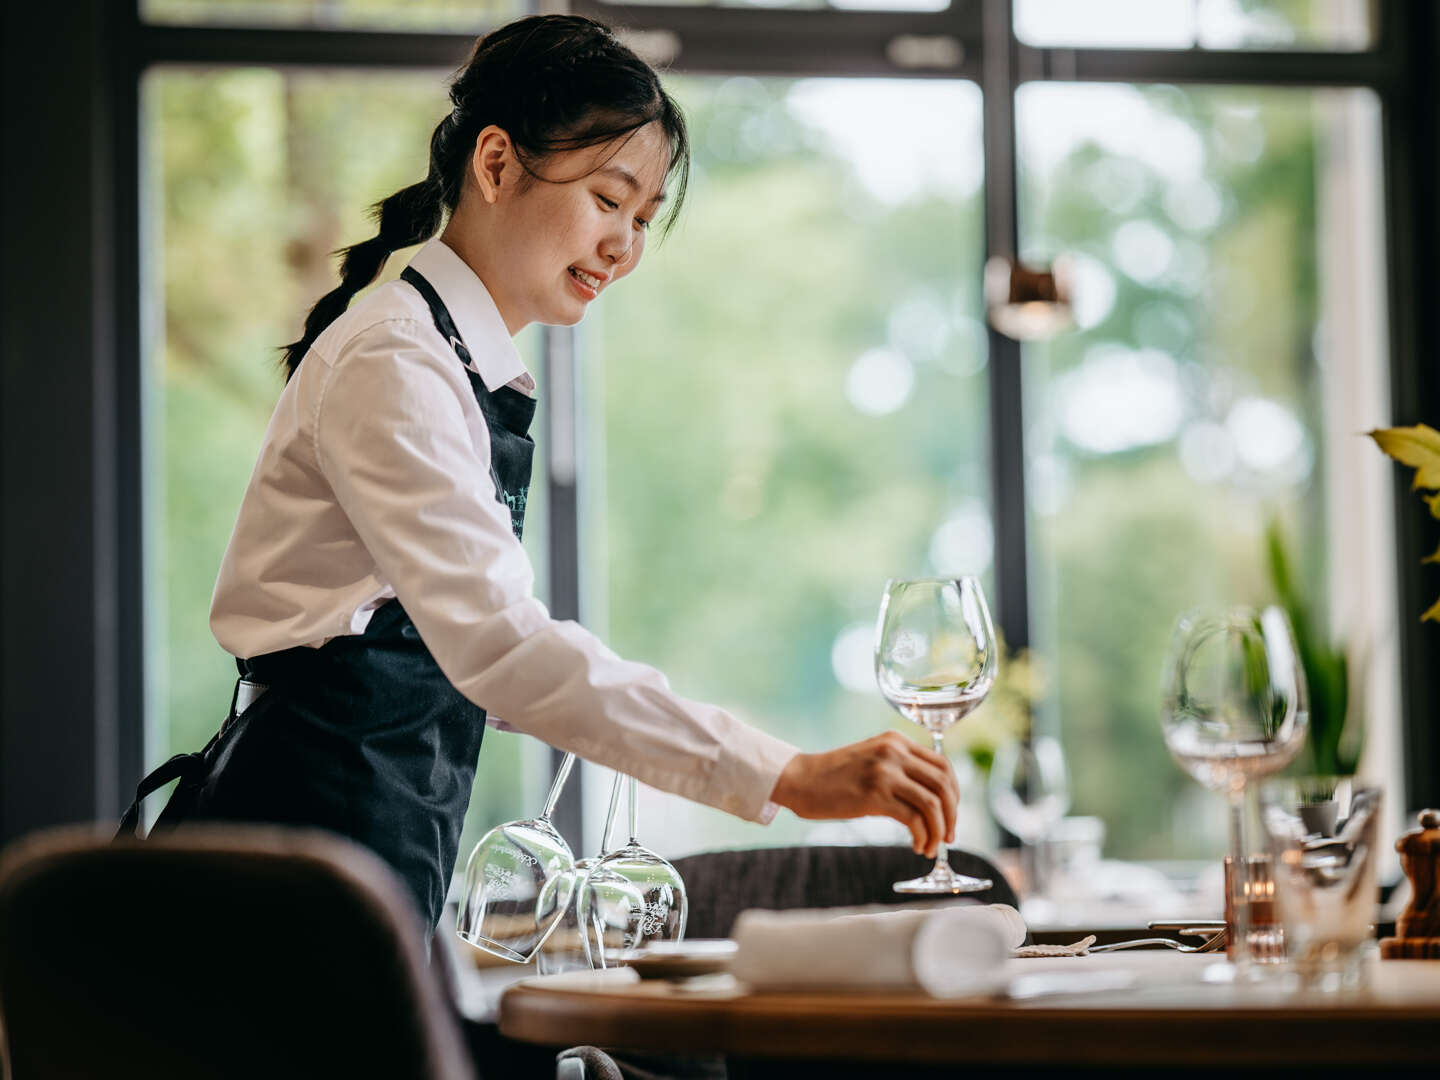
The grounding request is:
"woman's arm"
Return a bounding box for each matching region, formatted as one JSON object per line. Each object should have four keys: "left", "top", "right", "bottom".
{"left": 312, "top": 323, "right": 957, "bottom": 847}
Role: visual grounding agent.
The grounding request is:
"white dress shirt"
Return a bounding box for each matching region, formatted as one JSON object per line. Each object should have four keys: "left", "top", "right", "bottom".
{"left": 210, "top": 239, "right": 797, "bottom": 823}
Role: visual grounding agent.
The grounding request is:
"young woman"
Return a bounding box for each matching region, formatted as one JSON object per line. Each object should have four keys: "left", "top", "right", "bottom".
{"left": 122, "top": 14, "right": 958, "bottom": 937}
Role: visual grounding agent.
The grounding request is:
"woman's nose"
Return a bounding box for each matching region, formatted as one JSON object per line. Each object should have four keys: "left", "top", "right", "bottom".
{"left": 598, "top": 226, "right": 633, "bottom": 265}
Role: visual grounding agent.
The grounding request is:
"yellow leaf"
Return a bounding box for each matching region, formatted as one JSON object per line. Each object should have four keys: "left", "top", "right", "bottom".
{"left": 1426, "top": 543, "right": 1440, "bottom": 566}
{"left": 1424, "top": 596, "right": 1440, "bottom": 623}
{"left": 1427, "top": 492, "right": 1440, "bottom": 520}
{"left": 1370, "top": 424, "right": 1440, "bottom": 490}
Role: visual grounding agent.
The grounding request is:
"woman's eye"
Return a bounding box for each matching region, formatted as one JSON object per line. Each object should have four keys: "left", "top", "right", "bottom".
{"left": 634, "top": 216, "right": 651, "bottom": 231}
{"left": 596, "top": 194, "right": 619, "bottom": 210}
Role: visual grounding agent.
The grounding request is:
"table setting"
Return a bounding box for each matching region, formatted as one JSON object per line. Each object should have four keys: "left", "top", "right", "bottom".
{"left": 444, "top": 574, "right": 1440, "bottom": 1070}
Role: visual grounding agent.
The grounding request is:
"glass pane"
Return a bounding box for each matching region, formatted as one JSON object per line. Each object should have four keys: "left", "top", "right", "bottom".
{"left": 143, "top": 0, "right": 525, "bottom": 31}
{"left": 1015, "top": 0, "right": 1372, "bottom": 51}
{"left": 581, "top": 76, "right": 988, "bottom": 858}
{"left": 144, "top": 66, "right": 552, "bottom": 860}
{"left": 1016, "top": 83, "right": 1398, "bottom": 860}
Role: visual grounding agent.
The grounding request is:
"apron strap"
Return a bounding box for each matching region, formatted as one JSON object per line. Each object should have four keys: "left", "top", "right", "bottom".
{"left": 115, "top": 678, "right": 240, "bottom": 839}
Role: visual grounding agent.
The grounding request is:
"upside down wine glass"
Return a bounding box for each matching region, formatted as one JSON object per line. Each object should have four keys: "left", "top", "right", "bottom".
{"left": 456, "top": 751, "right": 578, "bottom": 963}
{"left": 536, "top": 768, "right": 631, "bottom": 975}
{"left": 875, "top": 577, "right": 999, "bottom": 894}
{"left": 578, "top": 776, "right": 688, "bottom": 967}
{"left": 1161, "top": 607, "right": 1309, "bottom": 980}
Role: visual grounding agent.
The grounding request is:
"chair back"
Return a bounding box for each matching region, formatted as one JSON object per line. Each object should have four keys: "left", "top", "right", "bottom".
{"left": 0, "top": 824, "right": 475, "bottom": 1079}
{"left": 672, "top": 845, "right": 1018, "bottom": 939}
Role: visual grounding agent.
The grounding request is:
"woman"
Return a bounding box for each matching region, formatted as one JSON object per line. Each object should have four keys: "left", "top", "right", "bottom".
{"left": 122, "top": 14, "right": 958, "bottom": 937}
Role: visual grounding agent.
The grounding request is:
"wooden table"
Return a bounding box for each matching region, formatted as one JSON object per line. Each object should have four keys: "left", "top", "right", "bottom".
{"left": 499, "top": 953, "right": 1440, "bottom": 1077}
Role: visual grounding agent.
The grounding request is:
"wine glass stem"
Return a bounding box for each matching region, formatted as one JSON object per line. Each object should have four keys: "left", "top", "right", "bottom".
{"left": 599, "top": 771, "right": 624, "bottom": 857}
{"left": 1227, "top": 787, "right": 1252, "bottom": 975}
{"left": 628, "top": 775, "right": 640, "bottom": 846}
{"left": 539, "top": 751, "right": 577, "bottom": 822}
{"left": 930, "top": 731, "right": 950, "bottom": 875}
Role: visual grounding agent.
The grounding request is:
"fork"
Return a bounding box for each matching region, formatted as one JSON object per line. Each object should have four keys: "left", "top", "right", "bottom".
{"left": 1089, "top": 929, "right": 1227, "bottom": 954}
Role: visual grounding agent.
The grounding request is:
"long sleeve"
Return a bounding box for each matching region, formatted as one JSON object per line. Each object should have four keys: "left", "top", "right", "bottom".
{"left": 311, "top": 316, "right": 798, "bottom": 823}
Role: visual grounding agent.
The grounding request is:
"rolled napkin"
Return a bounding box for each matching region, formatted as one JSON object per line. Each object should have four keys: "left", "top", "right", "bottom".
{"left": 731, "top": 902, "right": 1026, "bottom": 997}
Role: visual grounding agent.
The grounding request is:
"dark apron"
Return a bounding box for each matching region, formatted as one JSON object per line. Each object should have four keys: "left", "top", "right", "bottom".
{"left": 119, "top": 267, "right": 536, "bottom": 935}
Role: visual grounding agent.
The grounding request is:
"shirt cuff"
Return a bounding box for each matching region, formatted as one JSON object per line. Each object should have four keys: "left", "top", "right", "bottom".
{"left": 709, "top": 720, "right": 800, "bottom": 824}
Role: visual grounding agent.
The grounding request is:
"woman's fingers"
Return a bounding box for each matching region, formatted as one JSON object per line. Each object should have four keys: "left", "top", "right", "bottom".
{"left": 889, "top": 775, "right": 946, "bottom": 857}
{"left": 767, "top": 731, "right": 964, "bottom": 856}
{"left": 898, "top": 750, "right": 959, "bottom": 844}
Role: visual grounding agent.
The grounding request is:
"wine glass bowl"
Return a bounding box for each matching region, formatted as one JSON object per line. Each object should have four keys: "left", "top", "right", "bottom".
{"left": 577, "top": 776, "right": 688, "bottom": 966}
{"left": 456, "top": 751, "right": 579, "bottom": 963}
{"left": 1162, "top": 607, "right": 1309, "bottom": 793}
{"left": 455, "top": 814, "right": 575, "bottom": 962}
{"left": 875, "top": 577, "right": 999, "bottom": 894}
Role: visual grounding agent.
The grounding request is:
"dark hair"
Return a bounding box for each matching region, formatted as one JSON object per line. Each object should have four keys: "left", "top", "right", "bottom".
{"left": 280, "top": 14, "right": 689, "bottom": 380}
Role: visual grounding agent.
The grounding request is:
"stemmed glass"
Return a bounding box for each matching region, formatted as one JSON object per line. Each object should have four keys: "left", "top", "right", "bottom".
{"left": 535, "top": 770, "right": 630, "bottom": 975}
{"left": 1161, "top": 606, "right": 1309, "bottom": 979}
{"left": 875, "top": 577, "right": 999, "bottom": 894}
{"left": 578, "top": 776, "right": 688, "bottom": 967}
{"left": 988, "top": 733, "right": 1071, "bottom": 919}
{"left": 456, "top": 751, "right": 578, "bottom": 963}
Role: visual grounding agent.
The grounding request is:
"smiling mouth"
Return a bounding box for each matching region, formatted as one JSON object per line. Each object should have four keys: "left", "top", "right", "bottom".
{"left": 569, "top": 267, "right": 602, "bottom": 291}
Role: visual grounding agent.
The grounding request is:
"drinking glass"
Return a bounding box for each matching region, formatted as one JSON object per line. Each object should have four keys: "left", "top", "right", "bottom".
{"left": 988, "top": 734, "right": 1070, "bottom": 917}
{"left": 1260, "top": 777, "right": 1382, "bottom": 991}
{"left": 875, "top": 577, "right": 999, "bottom": 894}
{"left": 456, "top": 751, "right": 578, "bottom": 963}
{"left": 578, "top": 776, "right": 688, "bottom": 967}
{"left": 1161, "top": 606, "right": 1309, "bottom": 979}
{"left": 536, "top": 769, "right": 628, "bottom": 975}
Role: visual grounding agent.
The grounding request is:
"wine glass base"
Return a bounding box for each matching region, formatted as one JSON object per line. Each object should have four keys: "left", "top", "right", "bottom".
{"left": 893, "top": 868, "right": 993, "bottom": 895}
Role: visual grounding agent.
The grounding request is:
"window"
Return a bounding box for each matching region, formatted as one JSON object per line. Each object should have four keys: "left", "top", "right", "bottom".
{"left": 1014, "top": 0, "right": 1373, "bottom": 51}
{"left": 1016, "top": 83, "right": 1398, "bottom": 858}
{"left": 580, "top": 74, "right": 991, "bottom": 856}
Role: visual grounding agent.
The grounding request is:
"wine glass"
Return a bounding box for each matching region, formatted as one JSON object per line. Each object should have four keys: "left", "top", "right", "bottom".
{"left": 536, "top": 769, "right": 628, "bottom": 975}
{"left": 988, "top": 733, "right": 1070, "bottom": 919}
{"left": 1161, "top": 606, "right": 1309, "bottom": 979}
{"left": 875, "top": 577, "right": 999, "bottom": 894}
{"left": 578, "top": 776, "right": 688, "bottom": 967}
{"left": 456, "top": 752, "right": 578, "bottom": 963}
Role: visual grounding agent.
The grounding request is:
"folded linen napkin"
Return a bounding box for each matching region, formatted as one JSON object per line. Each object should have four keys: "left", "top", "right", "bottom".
{"left": 731, "top": 902, "right": 1026, "bottom": 997}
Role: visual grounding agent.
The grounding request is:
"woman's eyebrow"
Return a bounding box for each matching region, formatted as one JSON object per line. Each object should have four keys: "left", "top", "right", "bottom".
{"left": 599, "top": 164, "right": 667, "bottom": 205}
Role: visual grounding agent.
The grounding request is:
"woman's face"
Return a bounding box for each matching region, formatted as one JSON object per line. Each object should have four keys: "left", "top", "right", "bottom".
{"left": 478, "top": 121, "right": 671, "bottom": 333}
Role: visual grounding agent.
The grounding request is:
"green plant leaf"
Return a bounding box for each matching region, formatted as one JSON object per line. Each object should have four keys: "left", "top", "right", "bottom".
{"left": 1426, "top": 492, "right": 1440, "bottom": 520}
{"left": 1370, "top": 424, "right": 1440, "bottom": 490}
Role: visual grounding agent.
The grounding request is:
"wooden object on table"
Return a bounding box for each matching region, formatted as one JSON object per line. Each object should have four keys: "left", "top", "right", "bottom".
{"left": 1381, "top": 808, "right": 1440, "bottom": 959}
{"left": 498, "top": 953, "right": 1440, "bottom": 1072}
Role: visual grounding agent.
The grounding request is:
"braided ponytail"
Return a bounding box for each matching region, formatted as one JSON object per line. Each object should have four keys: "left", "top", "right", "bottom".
{"left": 279, "top": 14, "right": 691, "bottom": 380}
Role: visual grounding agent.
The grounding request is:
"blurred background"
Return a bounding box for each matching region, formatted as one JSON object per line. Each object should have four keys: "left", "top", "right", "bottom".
{"left": 4, "top": 1, "right": 1436, "bottom": 911}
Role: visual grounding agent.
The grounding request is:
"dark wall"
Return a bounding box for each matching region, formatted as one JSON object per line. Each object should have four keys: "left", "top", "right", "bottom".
{"left": 1, "top": 3, "right": 143, "bottom": 844}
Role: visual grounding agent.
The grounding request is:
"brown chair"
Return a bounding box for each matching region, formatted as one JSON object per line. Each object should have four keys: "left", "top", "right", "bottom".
{"left": 0, "top": 824, "right": 476, "bottom": 1079}
{"left": 672, "top": 844, "right": 1020, "bottom": 940}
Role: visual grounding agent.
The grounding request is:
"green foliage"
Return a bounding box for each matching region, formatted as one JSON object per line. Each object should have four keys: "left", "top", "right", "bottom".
{"left": 1265, "top": 518, "right": 1357, "bottom": 775}
{"left": 1370, "top": 424, "right": 1440, "bottom": 622}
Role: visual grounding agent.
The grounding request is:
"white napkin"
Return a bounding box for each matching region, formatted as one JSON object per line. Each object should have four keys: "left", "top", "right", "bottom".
{"left": 731, "top": 902, "right": 1026, "bottom": 997}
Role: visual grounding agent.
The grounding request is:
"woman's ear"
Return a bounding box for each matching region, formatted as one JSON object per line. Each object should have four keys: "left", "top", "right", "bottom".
{"left": 471, "top": 125, "right": 514, "bottom": 205}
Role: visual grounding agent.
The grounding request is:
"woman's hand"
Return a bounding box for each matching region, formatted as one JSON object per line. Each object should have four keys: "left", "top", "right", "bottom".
{"left": 768, "top": 731, "right": 960, "bottom": 857}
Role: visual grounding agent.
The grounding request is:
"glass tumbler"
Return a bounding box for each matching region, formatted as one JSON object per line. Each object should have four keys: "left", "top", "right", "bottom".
{"left": 1259, "top": 777, "right": 1382, "bottom": 991}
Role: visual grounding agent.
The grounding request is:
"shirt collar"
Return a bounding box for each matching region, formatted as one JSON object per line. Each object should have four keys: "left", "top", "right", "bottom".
{"left": 407, "top": 239, "right": 530, "bottom": 392}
